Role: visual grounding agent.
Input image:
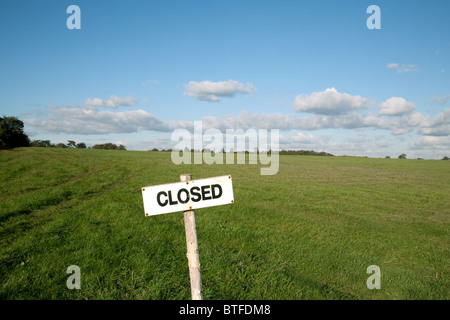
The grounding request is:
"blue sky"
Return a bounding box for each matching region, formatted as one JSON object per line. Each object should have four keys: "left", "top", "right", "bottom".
{"left": 1, "top": 0, "right": 449, "bottom": 158}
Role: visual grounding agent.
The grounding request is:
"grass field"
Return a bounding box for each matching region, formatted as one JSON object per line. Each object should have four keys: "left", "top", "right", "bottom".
{"left": 0, "top": 147, "right": 449, "bottom": 299}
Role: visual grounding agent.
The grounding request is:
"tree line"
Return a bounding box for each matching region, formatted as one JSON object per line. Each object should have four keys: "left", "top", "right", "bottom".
{"left": 31, "top": 140, "right": 86, "bottom": 148}
{"left": 30, "top": 140, "right": 126, "bottom": 150}
{"left": 151, "top": 148, "right": 334, "bottom": 156}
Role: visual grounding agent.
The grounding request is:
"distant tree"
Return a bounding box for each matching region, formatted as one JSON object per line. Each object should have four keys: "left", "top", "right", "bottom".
{"left": 150, "top": 148, "right": 159, "bottom": 152}
{"left": 442, "top": 156, "right": 449, "bottom": 161}
{"left": 278, "top": 149, "right": 334, "bottom": 156}
{"left": 76, "top": 142, "right": 87, "bottom": 149}
{"left": 92, "top": 144, "right": 105, "bottom": 150}
{"left": 385, "top": 156, "right": 391, "bottom": 159}
{"left": 30, "top": 140, "right": 41, "bottom": 147}
{"left": 31, "top": 140, "right": 52, "bottom": 147}
{"left": 398, "top": 153, "right": 407, "bottom": 159}
{"left": 56, "top": 143, "right": 67, "bottom": 148}
{"left": 0, "top": 116, "right": 30, "bottom": 149}
{"left": 67, "top": 140, "right": 77, "bottom": 148}
{"left": 92, "top": 143, "right": 126, "bottom": 150}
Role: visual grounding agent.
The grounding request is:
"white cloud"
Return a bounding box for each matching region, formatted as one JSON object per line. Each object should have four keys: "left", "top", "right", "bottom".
{"left": 280, "top": 132, "right": 317, "bottom": 145}
{"left": 401, "top": 65, "right": 418, "bottom": 73}
{"left": 25, "top": 107, "right": 171, "bottom": 135}
{"left": 402, "top": 65, "right": 418, "bottom": 72}
{"left": 410, "top": 135, "right": 450, "bottom": 150}
{"left": 390, "top": 112, "right": 430, "bottom": 135}
{"left": 378, "top": 97, "right": 416, "bottom": 116}
{"left": 197, "top": 110, "right": 422, "bottom": 135}
{"left": 84, "top": 95, "right": 138, "bottom": 108}
{"left": 419, "top": 108, "right": 450, "bottom": 136}
{"left": 387, "top": 63, "right": 399, "bottom": 69}
{"left": 430, "top": 94, "right": 450, "bottom": 105}
{"left": 431, "top": 108, "right": 450, "bottom": 126}
{"left": 223, "top": 111, "right": 300, "bottom": 131}
{"left": 386, "top": 63, "right": 418, "bottom": 73}
{"left": 420, "top": 126, "right": 450, "bottom": 136}
{"left": 184, "top": 80, "right": 257, "bottom": 102}
{"left": 293, "top": 87, "right": 370, "bottom": 115}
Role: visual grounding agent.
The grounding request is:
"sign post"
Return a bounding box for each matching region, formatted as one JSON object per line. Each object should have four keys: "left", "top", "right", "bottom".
{"left": 180, "top": 174, "right": 202, "bottom": 300}
{"left": 142, "top": 174, "right": 234, "bottom": 300}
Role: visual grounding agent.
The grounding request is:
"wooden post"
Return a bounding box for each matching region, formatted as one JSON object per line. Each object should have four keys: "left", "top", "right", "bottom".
{"left": 180, "top": 174, "right": 203, "bottom": 300}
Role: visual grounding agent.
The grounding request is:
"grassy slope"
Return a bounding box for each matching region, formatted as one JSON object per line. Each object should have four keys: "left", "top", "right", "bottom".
{"left": 0, "top": 148, "right": 449, "bottom": 299}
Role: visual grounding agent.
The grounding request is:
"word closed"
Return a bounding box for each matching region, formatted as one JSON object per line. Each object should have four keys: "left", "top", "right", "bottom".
{"left": 142, "top": 175, "right": 234, "bottom": 216}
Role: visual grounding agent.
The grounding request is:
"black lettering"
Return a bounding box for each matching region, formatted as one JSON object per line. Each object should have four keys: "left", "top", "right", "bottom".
{"left": 211, "top": 184, "right": 222, "bottom": 199}
{"left": 156, "top": 191, "right": 168, "bottom": 207}
{"left": 202, "top": 185, "right": 211, "bottom": 200}
{"left": 190, "top": 186, "right": 201, "bottom": 202}
{"left": 168, "top": 190, "right": 178, "bottom": 205}
{"left": 177, "top": 188, "right": 189, "bottom": 204}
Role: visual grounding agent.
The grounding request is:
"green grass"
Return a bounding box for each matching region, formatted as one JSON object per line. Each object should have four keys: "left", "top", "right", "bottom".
{"left": 0, "top": 147, "right": 449, "bottom": 299}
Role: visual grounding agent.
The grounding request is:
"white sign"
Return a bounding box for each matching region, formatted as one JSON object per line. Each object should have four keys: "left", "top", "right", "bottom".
{"left": 142, "top": 175, "right": 234, "bottom": 216}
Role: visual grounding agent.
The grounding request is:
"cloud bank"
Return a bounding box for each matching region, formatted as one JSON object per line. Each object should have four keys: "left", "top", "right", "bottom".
{"left": 84, "top": 95, "right": 138, "bottom": 108}
{"left": 23, "top": 90, "right": 450, "bottom": 158}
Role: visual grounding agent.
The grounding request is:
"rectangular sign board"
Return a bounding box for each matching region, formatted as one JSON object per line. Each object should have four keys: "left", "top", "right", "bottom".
{"left": 142, "top": 175, "right": 234, "bottom": 216}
